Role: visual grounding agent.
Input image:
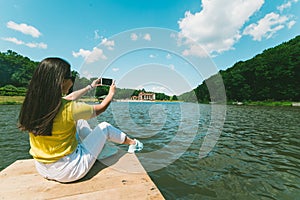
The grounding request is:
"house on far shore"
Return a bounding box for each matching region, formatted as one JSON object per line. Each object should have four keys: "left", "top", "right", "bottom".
{"left": 131, "top": 92, "right": 155, "bottom": 101}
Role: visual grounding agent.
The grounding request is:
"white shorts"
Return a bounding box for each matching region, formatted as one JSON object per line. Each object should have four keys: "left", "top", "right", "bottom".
{"left": 35, "top": 120, "right": 126, "bottom": 183}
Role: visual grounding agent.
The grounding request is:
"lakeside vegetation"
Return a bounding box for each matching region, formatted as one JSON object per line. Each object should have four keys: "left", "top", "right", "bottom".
{"left": 179, "top": 35, "right": 300, "bottom": 104}
{"left": 0, "top": 96, "right": 24, "bottom": 105}
{"left": 0, "top": 35, "right": 299, "bottom": 106}
{"left": 231, "top": 101, "right": 294, "bottom": 107}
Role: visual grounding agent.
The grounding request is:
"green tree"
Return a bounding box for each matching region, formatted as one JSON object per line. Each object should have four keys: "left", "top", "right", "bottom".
{"left": 171, "top": 95, "right": 178, "bottom": 101}
{"left": 0, "top": 50, "right": 38, "bottom": 87}
{"left": 95, "top": 86, "right": 109, "bottom": 98}
{"left": 183, "top": 35, "right": 300, "bottom": 102}
{"left": 155, "top": 93, "right": 170, "bottom": 100}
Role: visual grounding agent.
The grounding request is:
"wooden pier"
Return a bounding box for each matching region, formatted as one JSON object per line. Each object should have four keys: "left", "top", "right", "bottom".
{"left": 0, "top": 153, "right": 164, "bottom": 200}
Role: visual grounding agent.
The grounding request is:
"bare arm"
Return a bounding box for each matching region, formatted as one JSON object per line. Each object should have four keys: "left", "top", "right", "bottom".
{"left": 94, "top": 81, "right": 116, "bottom": 116}
{"left": 64, "top": 79, "right": 101, "bottom": 101}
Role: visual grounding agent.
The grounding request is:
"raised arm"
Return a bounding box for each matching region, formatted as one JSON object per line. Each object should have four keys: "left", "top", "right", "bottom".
{"left": 64, "top": 79, "right": 101, "bottom": 101}
{"left": 93, "top": 81, "right": 116, "bottom": 116}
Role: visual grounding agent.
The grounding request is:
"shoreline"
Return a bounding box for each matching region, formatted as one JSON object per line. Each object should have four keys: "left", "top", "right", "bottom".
{"left": 1, "top": 96, "right": 299, "bottom": 107}
{"left": 229, "top": 101, "right": 299, "bottom": 107}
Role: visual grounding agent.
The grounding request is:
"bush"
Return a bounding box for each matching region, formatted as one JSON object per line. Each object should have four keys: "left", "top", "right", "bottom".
{"left": 0, "top": 85, "right": 27, "bottom": 96}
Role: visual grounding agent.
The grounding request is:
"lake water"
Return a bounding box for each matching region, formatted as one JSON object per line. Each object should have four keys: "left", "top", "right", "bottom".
{"left": 0, "top": 103, "right": 299, "bottom": 199}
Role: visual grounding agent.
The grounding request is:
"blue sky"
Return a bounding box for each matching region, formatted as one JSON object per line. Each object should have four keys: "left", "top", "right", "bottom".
{"left": 0, "top": 0, "right": 299, "bottom": 95}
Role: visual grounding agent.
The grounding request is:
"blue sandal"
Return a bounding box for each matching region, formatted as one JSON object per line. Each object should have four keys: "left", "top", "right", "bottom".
{"left": 128, "top": 139, "right": 143, "bottom": 153}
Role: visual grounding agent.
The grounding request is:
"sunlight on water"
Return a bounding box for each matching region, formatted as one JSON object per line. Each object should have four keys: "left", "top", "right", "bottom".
{"left": 1, "top": 103, "right": 299, "bottom": 199}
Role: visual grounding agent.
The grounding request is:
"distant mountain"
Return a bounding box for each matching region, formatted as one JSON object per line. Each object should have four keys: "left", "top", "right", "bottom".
{"left": 179, "top": 35, "right": 300, "bottom": 102}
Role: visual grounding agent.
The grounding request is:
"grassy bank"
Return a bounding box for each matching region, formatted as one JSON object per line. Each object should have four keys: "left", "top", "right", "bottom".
{"left": 0, "top": 96, "right": 99, "bottom": 105}
{"left": 0, "top": 96, "right": 25, "bottom": 105}
{"left": 231, "top": 101, "right": 295, "bottom": 106}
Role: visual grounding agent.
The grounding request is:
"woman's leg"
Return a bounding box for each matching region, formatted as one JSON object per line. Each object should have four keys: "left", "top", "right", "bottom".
{"left": 35, "top": 121, "right": 138, "bottom": 183}
{"left": 76, "top": 119, "right": 92, "bottom": 141}
{"left": 123, "top": 135, "right": 136, "bottom": 145}
{"left": 81, "top": 122, "right": 135, "bottom": 159}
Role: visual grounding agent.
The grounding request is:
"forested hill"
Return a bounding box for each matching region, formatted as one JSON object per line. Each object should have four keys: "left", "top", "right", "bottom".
{"left": 179, "top": 35, "right": 300, "bottom": 102}
{"left": 0, "top": 50, "right": 38, "bottom": 87}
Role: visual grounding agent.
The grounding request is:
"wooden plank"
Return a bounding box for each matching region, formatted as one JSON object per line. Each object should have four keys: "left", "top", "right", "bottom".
{"left": 0, "top": 153, "right": 164, "bottom": 200}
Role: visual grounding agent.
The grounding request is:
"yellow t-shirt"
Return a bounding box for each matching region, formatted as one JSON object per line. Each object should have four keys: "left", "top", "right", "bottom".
{"left": 29, "top": 99, "right": 94, "bottom": 163}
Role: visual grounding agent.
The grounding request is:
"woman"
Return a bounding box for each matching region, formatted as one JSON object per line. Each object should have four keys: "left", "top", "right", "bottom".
{"left": 18, "top": 57, "right": 143, "bottom": 183}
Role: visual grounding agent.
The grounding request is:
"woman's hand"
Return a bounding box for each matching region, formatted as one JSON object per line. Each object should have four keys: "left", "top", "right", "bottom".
{"left": 93, "top": 80, "right": 116, "bottom": 116}
{"left": 91, "top": 79, "right": 101, "bottom": 88}
{"left": 109, "top": 80, "right": 116, "bottom": 95}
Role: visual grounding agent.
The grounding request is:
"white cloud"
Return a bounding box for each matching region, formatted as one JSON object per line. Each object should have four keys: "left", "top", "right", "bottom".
{"left": 86, "top": 47, "right": 107, "bottom": 63}
{"left": 25, "top": 42, "right": 47, "bottom": 49}
{"left": 72, "top": 47, "right": 107, "bottom": 63}
{"left": 287, "top": 20, "right": 296, "bottom": 29}
{"left": 2, "top": 37, "right": 24, "bottom": 45}
{"left": 131, "top": 33, "right": 138, "bottom": 41}
{"left": 72, "top": 49, "right": 91, "bottom": 58}
{"left": 7, "top": 21, "right": 41, "bottom": 38}
{"left": 130, "top": 33, "right": 152, "bottom": 41}
{"left": 143, "top": 33, "right": 151, "bottom": 41}
{"left": 277, "top": 2, "right": 292, "bottom": 12}
{"left": 2, "top": 37, "right": 47, "bottom": 49}
{"left": 101, "top": 38, "right": 115, "bottom": 50}
{"left": 243, "top": 12, "right": 289, "bottom": 41}
{"left": 182, "top": 43, "right": 209, "bottom": 57}
{"left": 277, "top": 0, "right": 299, "bottom": 12}
{"left": 4, "top": 21, "right": 46, "bottom": 49}
{"left": 243, "top": 0, "right": 299, "bottom": 41}
{"left": 178, "top": 0, "right": 264, "bottom": 55}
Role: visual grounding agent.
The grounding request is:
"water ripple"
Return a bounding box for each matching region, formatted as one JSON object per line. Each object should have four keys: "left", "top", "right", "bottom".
{"left": 1, "top": 103, "right": 300, "bottom": 199}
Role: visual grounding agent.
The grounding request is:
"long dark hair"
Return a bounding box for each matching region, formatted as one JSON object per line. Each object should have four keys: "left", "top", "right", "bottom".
{"left": 18, "top": 57, "right": 71, "bottom": 136}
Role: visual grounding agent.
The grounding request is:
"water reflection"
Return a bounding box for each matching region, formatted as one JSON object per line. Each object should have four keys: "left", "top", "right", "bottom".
{"left": 1, "top": 104, "right": 299, "bottom": 199}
